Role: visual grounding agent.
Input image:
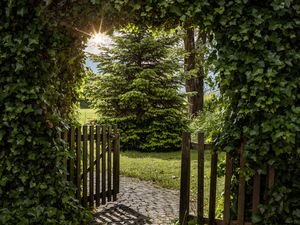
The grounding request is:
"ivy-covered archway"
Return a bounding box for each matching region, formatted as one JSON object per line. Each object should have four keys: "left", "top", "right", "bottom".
{"left": 1, "top": 1, "right": 299, "bottom": 224}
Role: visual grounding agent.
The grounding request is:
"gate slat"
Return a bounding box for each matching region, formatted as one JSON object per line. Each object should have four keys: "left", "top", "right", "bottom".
{"left": 76, "top": 127, "right": 81, "bottom": 200}
{"left": 179, "top": 132, "right": 191, "bottom": 225}
{"left": 223, "top": 153, "right": 232, "bottom": 225}
{"left": 69, "top": 127, "right": 75, "bottom": 184}
{"left": 197, "top": 132, "right": 205, "bottom": 225}
{"left": 107, "top": 125, "right": 112, "bottom": 202}
{"left": 113, "top": 125, "right": 118, "bottom": 201}
{"left": 82, "top": 125, "right": 88, "bottom": 207}
{"left": 116, "top": 129, "right": 120, "bottom": 194}
{"left": 89, "top": 125, "right": 94, "bottom": 207}
{"left": 237, "top": 142, "right": 246, "bottom": 225}
{"left": 102, "top": 125, "right": 107, "bottom": 205}
{"left": 96, "top": 125, "right": 101, "bottom": 206}
{"left": 209, "top": 147, "right": 218, "bottom": 225}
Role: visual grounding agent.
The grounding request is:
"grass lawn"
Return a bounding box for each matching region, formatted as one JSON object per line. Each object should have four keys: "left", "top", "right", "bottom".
{"left": 77, "top": 108, "right": 97, "bottom": 125}
{"left": 120, "top": 150, "right": 225, "bottom": 217}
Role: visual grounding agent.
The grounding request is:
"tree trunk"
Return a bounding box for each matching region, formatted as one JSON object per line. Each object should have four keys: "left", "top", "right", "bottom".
{"left": 184, "top": 26, "right": 204, "bottom": 117}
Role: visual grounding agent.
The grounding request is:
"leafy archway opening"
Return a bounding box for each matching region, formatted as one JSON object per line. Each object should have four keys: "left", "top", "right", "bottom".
{"left": 1, "top": 1, "right": 299, "bottom": 224}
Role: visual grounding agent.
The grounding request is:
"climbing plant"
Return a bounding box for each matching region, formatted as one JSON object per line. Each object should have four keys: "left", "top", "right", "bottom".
{"left": 1, "top": 0, "right": 299, "bottom": 224}
{"left": 110, "top": 0, "right": 300, "bottom": 224}
{"left": 0, "top": 1, "right": 94, "bottom": 224}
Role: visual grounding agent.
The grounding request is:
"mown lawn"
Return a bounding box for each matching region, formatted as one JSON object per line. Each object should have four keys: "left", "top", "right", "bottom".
{"left": 120, "top": 150, "right": 225, "bottom": 217}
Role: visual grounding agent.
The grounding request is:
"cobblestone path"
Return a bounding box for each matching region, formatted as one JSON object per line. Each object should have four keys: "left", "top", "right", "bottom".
{"left": 89, "top": 176, "right": 180, "bottom": 225}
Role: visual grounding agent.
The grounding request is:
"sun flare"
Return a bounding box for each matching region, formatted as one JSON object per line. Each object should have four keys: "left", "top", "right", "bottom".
{"left": 90, "top": 32, "right": 110, "bottom": 46}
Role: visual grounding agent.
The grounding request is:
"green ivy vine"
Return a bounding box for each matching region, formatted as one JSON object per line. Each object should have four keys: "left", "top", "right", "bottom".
{"left": 1, "top": 0, "right": 299, "bottom": 224}
{"left": 111, "top": 0, "right": 300, "bottom": 223}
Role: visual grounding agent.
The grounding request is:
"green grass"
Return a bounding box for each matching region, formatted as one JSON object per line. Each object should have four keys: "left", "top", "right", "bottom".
{"left": 77, "top": 108, "right": 97, "bottom": 125}
{"left": 120, "top": 150, "right": 225, "bottom": 217}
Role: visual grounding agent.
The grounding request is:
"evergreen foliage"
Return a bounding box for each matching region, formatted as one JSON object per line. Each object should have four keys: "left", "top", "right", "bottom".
{"left": 86, "top": 28, "right": 187, "bottom": 151}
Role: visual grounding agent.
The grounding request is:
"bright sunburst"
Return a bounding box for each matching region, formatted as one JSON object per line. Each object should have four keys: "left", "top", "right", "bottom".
{"left": 90, "top": 32, "right": 111, "bottom": 46}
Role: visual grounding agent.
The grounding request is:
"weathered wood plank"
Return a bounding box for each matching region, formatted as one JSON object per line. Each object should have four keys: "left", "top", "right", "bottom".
{"left": 223, "top": 153, "right": 233, "bottom": 225}
{"left": 89, "top": 125, "right": 94, "bottom": 207}
{"left": 101, "top": 125, "right": 107, "bottom": 205}
{"left": 115, "top": 127, "right": 120, "bottom": 194}
{"left": 197, "top": 132, "right": 205, "bottom": 225}
{"left": 179, "top": 132, "right": 191, "bottom": 225}
{"left": 191, "top": 142, "right": 212, "bottom": 150}
{"left": 209, "top": 147, "right": 218, "bottom": 225}
{"left": 76, "top": 127, "right": 81, "bottom": 201}
{"left": 107, "top": 125, "right": 112, "bottom": 202}
{"left": 113, "top": 125, "right": 118, "bottom": 201}
{"left": 252, "top": 173, "right": 260, "bottom": 215}
{"left": 96, "top": 125, "right": 101, "bottom": 206}
{"left": 82, "top": 125, "right": 88, "bottom": 207}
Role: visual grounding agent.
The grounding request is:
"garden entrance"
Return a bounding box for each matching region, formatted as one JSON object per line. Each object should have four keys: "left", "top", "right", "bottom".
{"left": 63, "top": 125, "right": 120, "bottom": 208}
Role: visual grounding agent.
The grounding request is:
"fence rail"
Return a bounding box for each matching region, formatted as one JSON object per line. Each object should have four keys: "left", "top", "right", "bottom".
{"left": 60, "top": 125, "right": 120, "bottom": 208}
{"left": 179, "top": 132, "right": 275, "bottom": 225}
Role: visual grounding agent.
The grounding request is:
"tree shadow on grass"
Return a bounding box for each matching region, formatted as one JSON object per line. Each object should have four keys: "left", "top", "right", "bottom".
{"left": 89, "top": 204, "right": 151, "bottom": 225}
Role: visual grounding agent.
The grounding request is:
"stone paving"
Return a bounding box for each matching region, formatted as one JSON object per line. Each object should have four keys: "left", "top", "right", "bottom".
{"left": 89, "top": 176, "right": 180, "bottom": 225}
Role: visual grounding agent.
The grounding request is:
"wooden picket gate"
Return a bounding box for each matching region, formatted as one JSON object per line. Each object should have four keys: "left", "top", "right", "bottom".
{"left": 179, "top": 132, "right": 275, "bottom": 225}
{"left": 61, "top": 125, "right": 120, "bottom": 208}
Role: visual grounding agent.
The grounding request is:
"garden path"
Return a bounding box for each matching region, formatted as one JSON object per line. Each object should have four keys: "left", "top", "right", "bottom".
{"left": 89, "top": 176, "right": 180, "bottom": 225}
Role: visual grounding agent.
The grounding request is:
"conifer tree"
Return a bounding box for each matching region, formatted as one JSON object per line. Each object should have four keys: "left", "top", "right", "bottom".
{"left": 86, "top": 28, "right": 187, "bottom": 151}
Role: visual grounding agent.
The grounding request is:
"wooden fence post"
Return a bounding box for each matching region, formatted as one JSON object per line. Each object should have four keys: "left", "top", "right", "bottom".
{"left": 95, "top": 125, "right": 101, "bottom": 206}
{"left": 116, "top": 127, "right": 120, "bottom": 194}
{"left": 179, "top": 132, "right": 191, "bottom": 225}
{"left": 107, "top": 125, "right": 112, "bottom": 202}
{"left": 209, "top": 145, "right": 218, "bottom": 225}
{"left": 76, "top": 127, "right": 81, "bottom": 201}
{"left": 197, "top": 132, "right": 205, "bottom": 225}
{"left": 82, "top": 125, "right": 88, "bottom": 207}
{"left": 101, "top": 125, "right": 107, "bottom": 205}
{"left": 89, "top": 125, "right": 94, "bottom": 207}
{"left": 223, "top": 153, "right": 233, "bottom": 225}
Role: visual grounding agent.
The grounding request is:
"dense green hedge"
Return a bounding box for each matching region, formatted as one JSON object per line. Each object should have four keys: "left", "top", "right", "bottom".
{"left": 202, "top": 2, "right": 300, "bottom": 224}
{"left": 1, "top": 0, "right": 299, "bottom": 224}
{"left": 0, "top": 1, "right": 90, "bottom": 224}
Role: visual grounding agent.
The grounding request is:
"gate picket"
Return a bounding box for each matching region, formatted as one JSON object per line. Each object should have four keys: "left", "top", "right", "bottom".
{"left": 96, "top": 125, "right": 101, "bottom": 206}
{"left": 89, "top": 125, "right": 94, "bottom": 207}
{"left": 101, "top": 125, "right": 107, "bottom": 205}
{"left": 63, "top": 125, "right": 120, "bottom": 208}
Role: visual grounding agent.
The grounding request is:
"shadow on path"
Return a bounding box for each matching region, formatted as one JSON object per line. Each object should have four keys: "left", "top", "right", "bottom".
{"left": 89, "top": 176, "right": 180, "bottom": 225}
{"left": 90, "top": 204, "right": 151, "bottom": 225}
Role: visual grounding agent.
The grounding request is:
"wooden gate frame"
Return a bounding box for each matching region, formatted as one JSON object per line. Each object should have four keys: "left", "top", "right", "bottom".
{"left": 179, "top": 132, "right": 275, "bottom": 225}
{"left": 61, "top": 125, "right": 120, "bottom": 208}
